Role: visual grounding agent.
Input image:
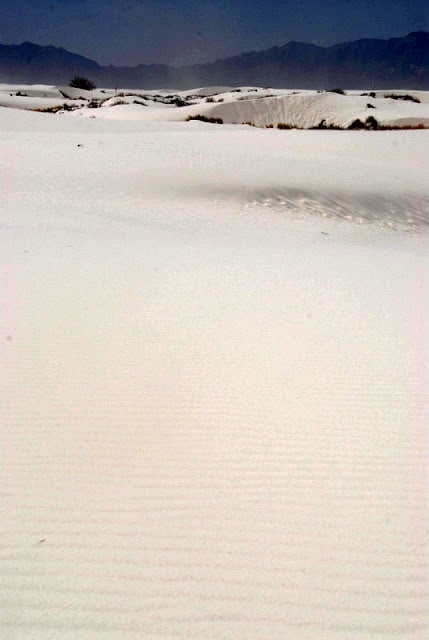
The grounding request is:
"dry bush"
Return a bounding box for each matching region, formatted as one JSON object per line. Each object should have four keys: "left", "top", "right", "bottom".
{"left": 327, "top": 88, "right": 346, "bottom": 95}
{"left": 186, "top": 115, "right": 223, "bottom": 124}
{"left": 384, "top": 93, "right": 420, "bottom": 103}
{"left": 69, "top": 76, "right": 96, "bottom": 90}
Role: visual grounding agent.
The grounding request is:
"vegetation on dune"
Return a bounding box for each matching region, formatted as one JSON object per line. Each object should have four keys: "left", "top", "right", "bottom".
{"left": 69, "top": 76, "right": 97, "bottom": 90}
{"left": 186, "top": 115, "right": 223, "bottom": 124}
{"left": 384, "top": 93, "right": 421, "bottom": 103}
{"left": 348, "top": 116, "right": 379, "bottom": 130}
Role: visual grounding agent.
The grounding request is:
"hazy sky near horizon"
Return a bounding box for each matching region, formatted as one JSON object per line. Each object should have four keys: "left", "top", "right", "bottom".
{"left": 1, "top": 0, "right": 428, "bottom": 66}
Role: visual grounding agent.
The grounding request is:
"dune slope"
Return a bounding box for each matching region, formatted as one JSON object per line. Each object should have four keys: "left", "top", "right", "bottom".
{"left": 1, "top": 106, "right": 428, "bottom": 639}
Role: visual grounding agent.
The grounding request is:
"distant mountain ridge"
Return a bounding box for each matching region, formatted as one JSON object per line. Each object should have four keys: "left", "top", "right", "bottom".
{"left": 0, "top": 32, "right": 428, "bottom": 89}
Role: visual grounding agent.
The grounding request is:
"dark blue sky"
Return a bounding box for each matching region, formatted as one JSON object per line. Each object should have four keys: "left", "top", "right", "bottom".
{"left": 1, "top": 1, "right": 428, "bottom": 66}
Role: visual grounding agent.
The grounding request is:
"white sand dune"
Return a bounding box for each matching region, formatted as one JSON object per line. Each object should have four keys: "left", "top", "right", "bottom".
{"left": 201, "top": 91, "right": 429, "bottom": 128}
{"left": 1, "top": 102, "right": 428, "bottom": 639}
{"left": 70, "top": 90, "right": 429, "bottom": 127}
{"left": 1, "top": 83, "right": 429, "bottom": 129}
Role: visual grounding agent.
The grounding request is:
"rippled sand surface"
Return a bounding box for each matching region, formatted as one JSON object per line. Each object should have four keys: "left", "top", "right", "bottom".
{"left": 1, "top": 109, "right": 428, "bottom": 639}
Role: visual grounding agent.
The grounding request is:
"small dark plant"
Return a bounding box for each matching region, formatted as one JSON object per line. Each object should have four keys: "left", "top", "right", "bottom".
{"left": 87, "top": 99, "right": 102, "bottom": 108}
{"left": 365, "top": 115, "right": 378, "bottom": 129}
{"left": 311, "top": 119, "right": 342, "bottom": 130}
{"left": 348, "top": 118, "right": 365, "bottom": 130}
{"left": 327, "top": 88, "right": 346, "bottom": 95}
{"left": 384, "top": 93, "right": 420, "bottom": 103}
{"left": 69, "top": 76, "right": 96, "bottom": 91}
{"left": 347, "top": 116, "right": 379, "bottom": 130}
{"left": 34, "top": 103, "right": 78, "bottom": 113}
{"left": 173, "top": 97, "right": 189, "bottom": 107}
{"left": 186, "top": 115, "right": 223, "bottom": 124}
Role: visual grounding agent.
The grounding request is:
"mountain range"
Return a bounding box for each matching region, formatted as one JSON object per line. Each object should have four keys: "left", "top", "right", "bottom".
{"left": 0, "top": 31, "right": 428, "bottom": 89}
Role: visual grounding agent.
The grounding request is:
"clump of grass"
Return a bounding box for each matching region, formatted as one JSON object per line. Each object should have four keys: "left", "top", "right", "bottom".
{"left": 347, "top": 119, "right": 366, "bottom": 129}
{"left": 69, "top": 76, "right": 96, "bottom": 90}
{"left": 173, "top": 97, "right": 189, "bottom": 107}
{"left": 377, "top": 123, "right": 428, "bottom": 130}
{"left": 87, "top": 99, "right": 103, "bottom": 108}
{"left": 384, "top": 93, "right": 420, "bottom": 103}
{"left": 277, "top": 122, "right": 294, "bottom": 130}
{"left": 310, "top": 119, "right": 342, "bottom": 130}
{"left": 34, "top": 103, "right": 79, "bottom": 113}
{"left": 186, "top": 115, "right": 223, "bottom": 124}
{"left": 327, "top": 88, "right": 346, "bottom": 95}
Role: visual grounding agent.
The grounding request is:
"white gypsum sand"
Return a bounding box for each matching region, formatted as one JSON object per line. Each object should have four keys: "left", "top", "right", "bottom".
{"left": 0, "top": 93, "right": 428, "bottom": 639}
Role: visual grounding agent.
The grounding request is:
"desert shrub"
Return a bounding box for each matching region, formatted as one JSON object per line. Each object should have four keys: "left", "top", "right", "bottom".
{"left": 366, "top": 103, "right": 376, "bottom": 108}
{"left": 361, "top": 92, "right": 376, "bottom": 98}
{"left": 34, "top": 103, "right": 78, "bottom": 113}
{"left": 133, "top": 100, "right": 146, "bottom": 106}
{"left": 87, "top": 99, "right": 103, "bottom": 108}
{"left": 384, "top": 93, "right": 420, "bottom": 103}
{"left": 117, "top": 92, "right": 148, "bottom": 100}
{"left": 348, "top": 118, "right": 365, "bottom": 130}
{"left": 265, "top": 124, "right": 274, "bottom": 128}
{"left": 173, "top": 97, "right": 189, "bottom": 107}
{"left": 186, "top": 115, "right": 223, "bottom": 124}
{"left": 347, "top": 116, "right": 379, "bottom": 130}
{"left": 310, "top": 119, "right": 342, "bottom": 130}
{"left": 327, "top": 88, "right": 346, "bottom": 95}
{"left": 205, "top": 96, "right": 215, "bottom": 103}
{"left": 69, "top": 76, "right": 96, "bottom": 90}
{"left": 277, "top": 122, "right": 294, "bottom": 129}
{"left": 378, "top": 123, "right": 428, "bottom": 130}
{"left": 365, "top": 115, "right": 378, "bottom": 129}
{"left": 16, "top": 90, "right": 29, "bottom": 97}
